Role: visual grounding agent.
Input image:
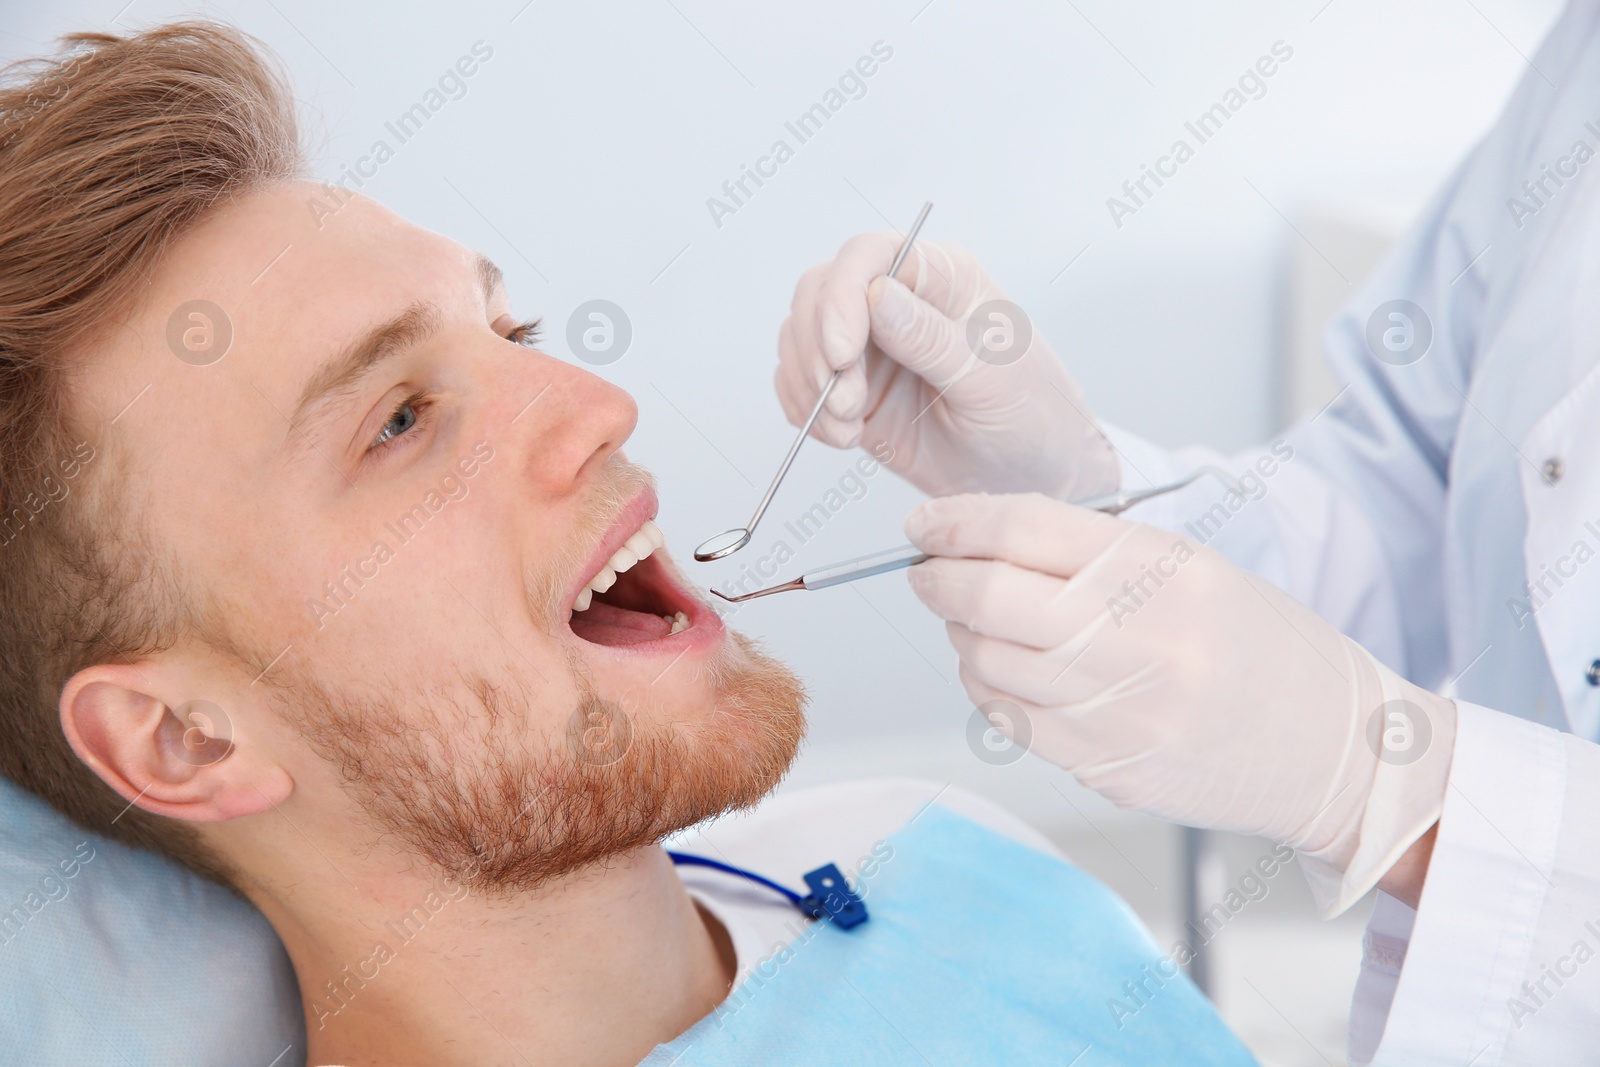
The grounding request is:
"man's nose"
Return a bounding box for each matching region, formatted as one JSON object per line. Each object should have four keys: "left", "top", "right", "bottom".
{"left": 513, "top": 354, "right": 638, "bottom": 494}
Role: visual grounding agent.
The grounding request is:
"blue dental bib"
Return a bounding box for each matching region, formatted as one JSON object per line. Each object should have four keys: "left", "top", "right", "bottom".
{"left": 643, "top": 805, "right": 1258, "bottom": 1066}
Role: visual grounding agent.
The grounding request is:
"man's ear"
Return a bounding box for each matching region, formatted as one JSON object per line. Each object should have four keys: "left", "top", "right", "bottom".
{"left": 59, "top": 663, "right": 291, "bottom": 822}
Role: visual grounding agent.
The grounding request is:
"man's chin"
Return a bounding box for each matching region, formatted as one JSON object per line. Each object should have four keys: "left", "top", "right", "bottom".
{"left": 586, "top": 628, "right": 809, "bottom": 843}
{"left": 675, "top": 628, "right": 809, "bottom": 810}
{"left": 429, "top": 628, "right": 805, "bottom": 895}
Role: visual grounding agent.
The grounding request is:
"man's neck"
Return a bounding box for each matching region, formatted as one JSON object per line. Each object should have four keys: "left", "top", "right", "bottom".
{"left": 256, "top": 845, "right": 735, "bottom": 1067}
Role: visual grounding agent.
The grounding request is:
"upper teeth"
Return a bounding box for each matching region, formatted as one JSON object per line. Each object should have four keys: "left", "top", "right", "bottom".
{"left": 572, "top": 519, "right": 664, "bottom": 613}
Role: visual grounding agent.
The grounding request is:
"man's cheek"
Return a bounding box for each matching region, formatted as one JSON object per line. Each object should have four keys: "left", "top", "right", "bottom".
{"left": 575, "top": 660, "right": 718, "bottom": 737}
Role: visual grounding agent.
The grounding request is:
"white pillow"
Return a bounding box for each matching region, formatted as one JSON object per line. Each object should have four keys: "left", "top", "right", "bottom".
{"left": 0, "top": 774, "right": 303, "bottom": 1065}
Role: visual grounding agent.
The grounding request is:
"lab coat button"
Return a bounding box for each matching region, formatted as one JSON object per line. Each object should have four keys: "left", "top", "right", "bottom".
{"left": 1587, "top": 659, "right": 1600, "bottom": 687}
{"left": 1542, "top": 457, "right": 1564, "bottom": 484}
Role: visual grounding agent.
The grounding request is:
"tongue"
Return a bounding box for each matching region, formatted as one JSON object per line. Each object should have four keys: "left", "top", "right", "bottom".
{"left": 569, "top": 599, "right": 674, "bottom": 646}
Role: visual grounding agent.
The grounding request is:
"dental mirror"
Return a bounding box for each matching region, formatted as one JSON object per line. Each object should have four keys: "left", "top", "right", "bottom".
{"left": 694, "top": 528, "right": 750, "bottom": 561}
{"left": 694, "top": 200, "right": 934, "bottom": 563}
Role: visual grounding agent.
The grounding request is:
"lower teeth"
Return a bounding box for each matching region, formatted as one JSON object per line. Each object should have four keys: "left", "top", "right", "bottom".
{"left": 665, "top": 611, "right": 690, "bottom": 635}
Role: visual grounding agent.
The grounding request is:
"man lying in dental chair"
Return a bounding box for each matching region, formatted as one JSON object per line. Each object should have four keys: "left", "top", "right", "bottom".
{"left": 0, "top": 20, "right": 1254, "bottom": 1067}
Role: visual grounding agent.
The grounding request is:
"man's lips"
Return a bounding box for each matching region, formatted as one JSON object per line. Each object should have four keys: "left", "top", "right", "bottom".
{"left": 563, "top": 486, "right": 726, "bottom": 654}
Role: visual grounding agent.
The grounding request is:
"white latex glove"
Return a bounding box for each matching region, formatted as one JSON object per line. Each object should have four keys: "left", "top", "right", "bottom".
{"left": 776, "top": 234, "right": 1119, "bottom": 501}
{"left": 904, "top": 492, "right": 1458, "bottom": 917}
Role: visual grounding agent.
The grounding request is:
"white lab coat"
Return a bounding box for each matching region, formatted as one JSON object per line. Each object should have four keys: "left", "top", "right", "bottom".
{"left": 1103, "top": 1, "right": 1600, "bottom": 1061}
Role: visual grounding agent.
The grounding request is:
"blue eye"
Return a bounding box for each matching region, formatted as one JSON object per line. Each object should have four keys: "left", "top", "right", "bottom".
{"left": 370, "top": 392, "right": 427, "bottom": 450}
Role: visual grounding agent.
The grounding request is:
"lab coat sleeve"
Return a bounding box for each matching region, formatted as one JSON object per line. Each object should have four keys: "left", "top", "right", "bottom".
{"left": 1347, "top": 701, "right": 1600, "bottom": 1066}
{"left": 1098, "top": 0, "right": 1593, "bottom": 691}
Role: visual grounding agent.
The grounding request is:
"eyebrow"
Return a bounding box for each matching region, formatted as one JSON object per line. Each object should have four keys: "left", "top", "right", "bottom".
{"left": 286, "top": 252, "right": 506, "bottom": 440}
{"left": 475, "top": 253, "right": 504, "bottom": 303}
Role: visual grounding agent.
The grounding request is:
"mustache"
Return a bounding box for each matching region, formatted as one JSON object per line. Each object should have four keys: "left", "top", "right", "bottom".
{"left": 527, "top": 457, "right": 656, "bottom": 627}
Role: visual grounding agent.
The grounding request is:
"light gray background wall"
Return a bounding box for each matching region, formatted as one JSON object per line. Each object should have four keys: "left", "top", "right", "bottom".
{"left": 0, "top": 4, "right": 1567, "bottom": 1061}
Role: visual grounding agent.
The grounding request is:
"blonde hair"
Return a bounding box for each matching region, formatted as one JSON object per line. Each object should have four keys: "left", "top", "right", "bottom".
{"left": 0, "top": 20, "right": 303, "bottom": 888}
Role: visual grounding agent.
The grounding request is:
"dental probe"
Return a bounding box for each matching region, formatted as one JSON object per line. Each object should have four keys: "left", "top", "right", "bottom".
{"left": 711, "top": 543, "right": 929, "bottom": 603}
{"left": 709, "top": 467, "right": 1240, "bottom": 603}
{"left": 694, "top": 200, "right": 935, "bottom": 563}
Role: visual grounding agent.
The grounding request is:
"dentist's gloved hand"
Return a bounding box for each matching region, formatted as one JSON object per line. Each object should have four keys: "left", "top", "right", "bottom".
{"left": 904, "top": 492, "right": 1458, "bottom": 916}
{"left": 777, "top": 234, "right": 1119, "bottom": 501}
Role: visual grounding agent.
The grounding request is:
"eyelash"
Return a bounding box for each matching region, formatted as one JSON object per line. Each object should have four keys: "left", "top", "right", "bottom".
{"left": 507, "top": 317, "right": 543, "bottom": 348}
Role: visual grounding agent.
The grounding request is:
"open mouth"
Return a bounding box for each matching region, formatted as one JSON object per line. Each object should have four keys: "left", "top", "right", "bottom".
{"left": 567, "top": 517, "right": 701, "bottom": 647}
